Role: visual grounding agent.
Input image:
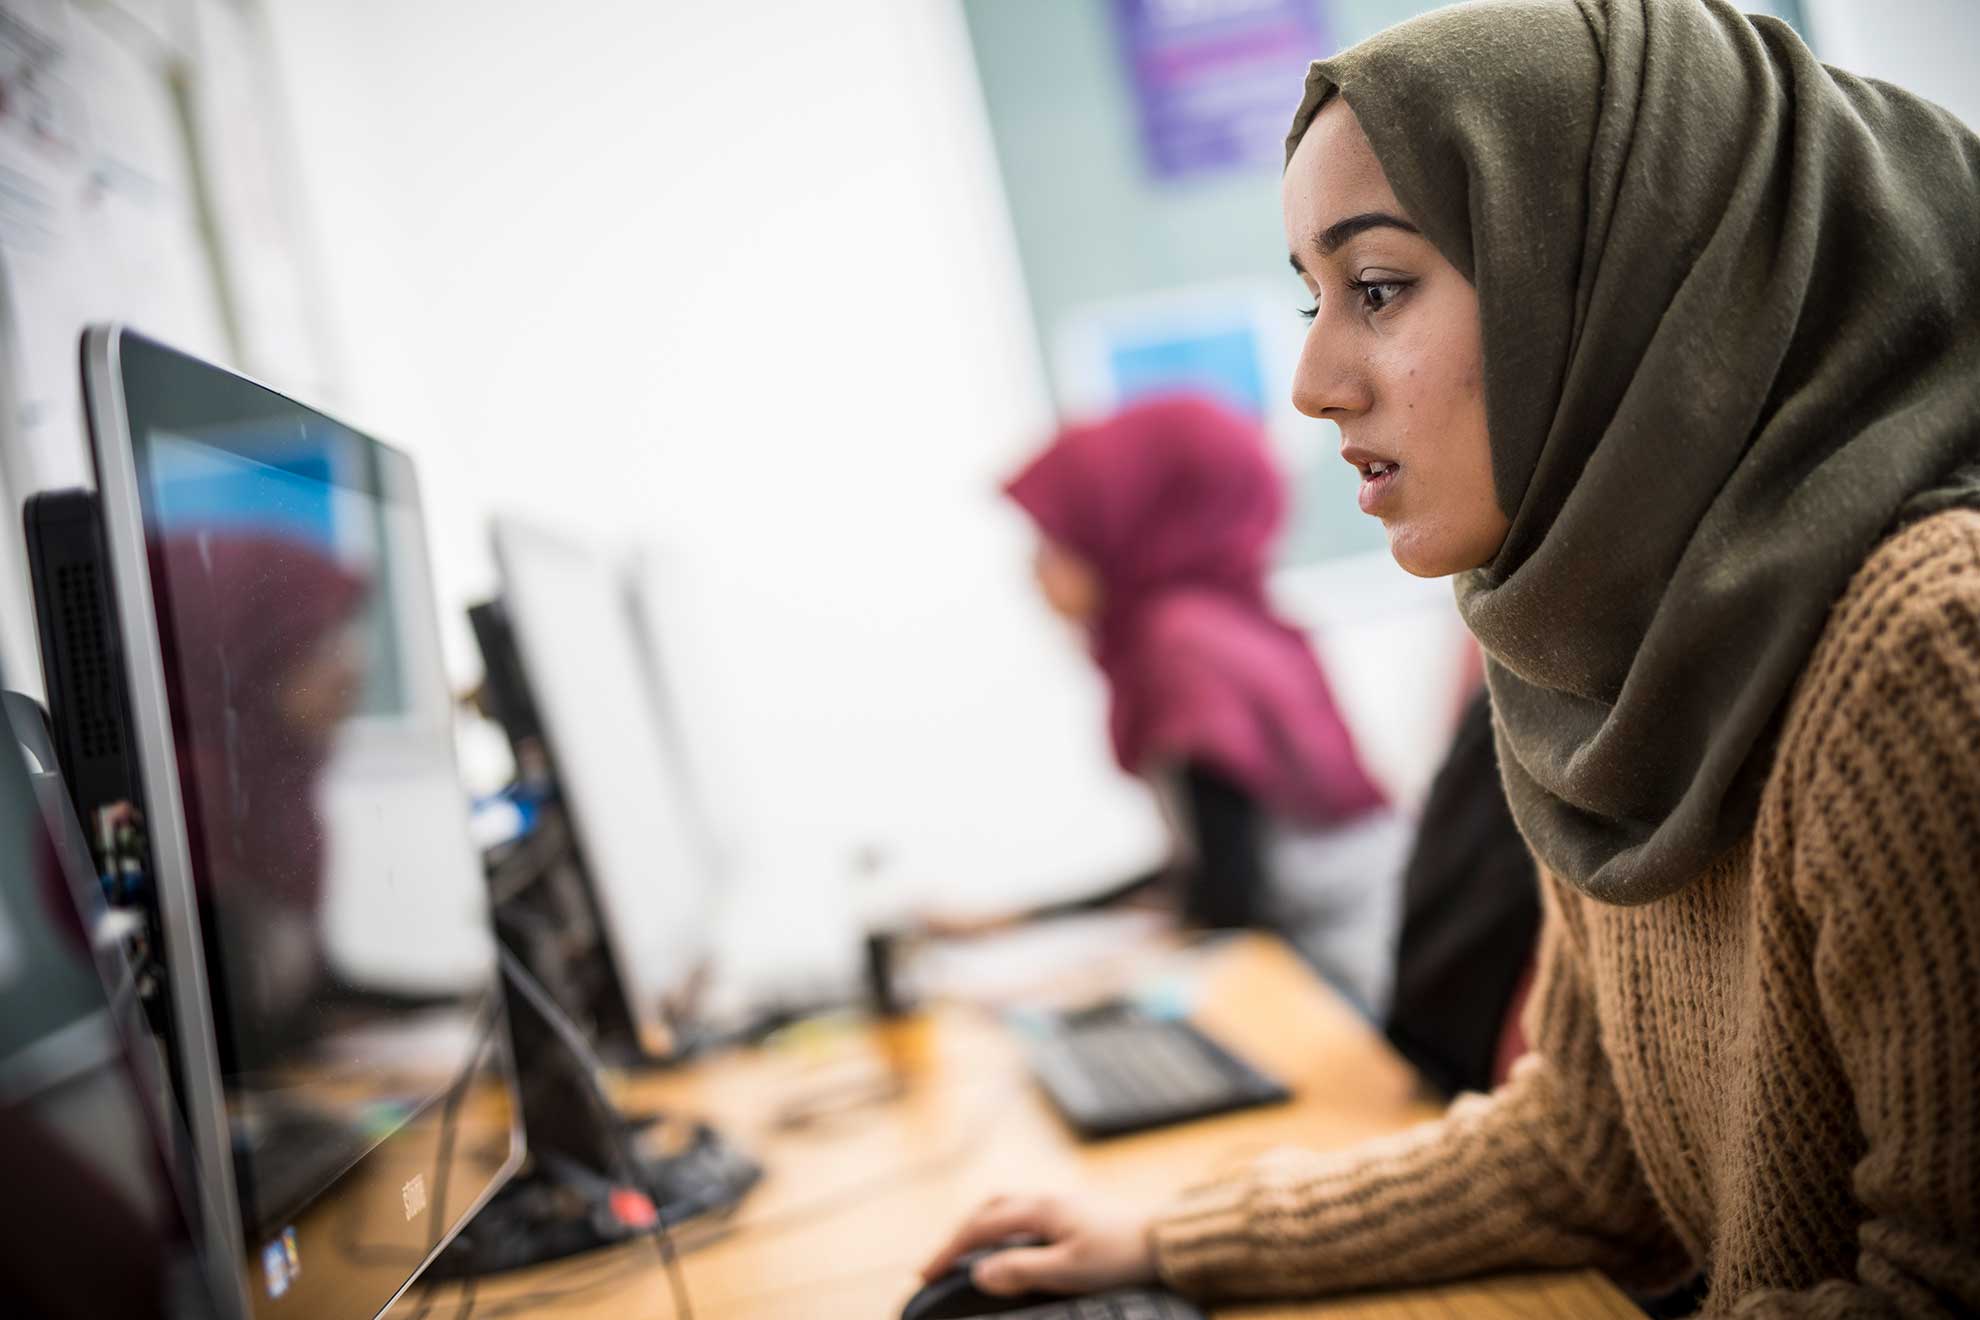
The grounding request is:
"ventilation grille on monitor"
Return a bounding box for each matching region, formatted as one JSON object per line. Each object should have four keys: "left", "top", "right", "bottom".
{"left": 53, "top": 558, "right": 122, "bottom": 761}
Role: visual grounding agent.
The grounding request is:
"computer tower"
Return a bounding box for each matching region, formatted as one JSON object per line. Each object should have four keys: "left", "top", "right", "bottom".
{"left": 23, "top": 487, "right": 145, "bottom": 881}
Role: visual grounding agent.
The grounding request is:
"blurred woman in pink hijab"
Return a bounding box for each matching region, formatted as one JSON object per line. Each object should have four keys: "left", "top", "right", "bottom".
{"left": 1006, "top": 393, "right": 1408, "bottom": 1017}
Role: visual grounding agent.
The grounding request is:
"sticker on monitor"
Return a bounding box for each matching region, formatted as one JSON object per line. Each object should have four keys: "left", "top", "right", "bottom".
{"left": 262, "top": 1236, "right": 291, "bottom": 1299}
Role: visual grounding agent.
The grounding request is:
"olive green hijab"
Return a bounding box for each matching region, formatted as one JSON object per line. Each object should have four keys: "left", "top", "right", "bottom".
{"left": 1288, "top": 0, "right": 1980, "bottom": 904}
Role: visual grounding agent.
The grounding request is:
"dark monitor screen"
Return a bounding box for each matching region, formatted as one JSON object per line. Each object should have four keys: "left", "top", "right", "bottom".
{"left": 83, "top": 327, "right": 522, "bottom": 1318}
{"left": 0, "top": 691, "right": 223, "bottom": 1320}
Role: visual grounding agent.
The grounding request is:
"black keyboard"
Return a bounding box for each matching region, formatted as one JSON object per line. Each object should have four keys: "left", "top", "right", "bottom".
{"left": 953, "top": 1289, "right": 1205, "bottom": 1320}
{"left": 1024, "top": 1004, "right": 1288, "bottom": 1139}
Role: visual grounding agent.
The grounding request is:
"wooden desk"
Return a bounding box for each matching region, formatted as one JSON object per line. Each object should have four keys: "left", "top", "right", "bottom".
{"left": 409, "top": 934, "right": 1639, "bottom": 1318}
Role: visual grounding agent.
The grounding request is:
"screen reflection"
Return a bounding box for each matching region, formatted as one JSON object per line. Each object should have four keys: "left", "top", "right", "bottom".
{"left": 116, "top": 330, "right": 518, "bottom": 1318}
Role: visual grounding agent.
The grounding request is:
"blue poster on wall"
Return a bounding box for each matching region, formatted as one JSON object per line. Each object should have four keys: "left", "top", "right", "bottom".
{"left": 1112, "top": 0, "right": 1332, "bottom": 181}
{"left": 1108, "top": 325, "right": 1267, "bottom": 417}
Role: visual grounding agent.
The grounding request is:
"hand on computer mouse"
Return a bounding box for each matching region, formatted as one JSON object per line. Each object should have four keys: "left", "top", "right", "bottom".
{"left": 919, "top": 1192, "right": 1158, "bottom": 1296}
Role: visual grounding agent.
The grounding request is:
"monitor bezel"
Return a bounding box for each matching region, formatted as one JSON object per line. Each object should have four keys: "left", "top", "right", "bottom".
{"left": 81, "top": 324, "right": 525, "bottom": 1319}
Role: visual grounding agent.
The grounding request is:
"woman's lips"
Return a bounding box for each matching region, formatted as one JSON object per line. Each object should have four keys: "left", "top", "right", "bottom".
{"left": 1357, "top": 460, "right": 1401, "bottom": 515}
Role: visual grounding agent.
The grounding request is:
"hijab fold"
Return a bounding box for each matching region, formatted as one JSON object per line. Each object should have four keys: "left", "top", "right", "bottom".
{"left": 1006, "top": 395, "right": 1386, "bottom": 827}
{"left": 1288, "top": 0, "right": 1980, "bottom": 903}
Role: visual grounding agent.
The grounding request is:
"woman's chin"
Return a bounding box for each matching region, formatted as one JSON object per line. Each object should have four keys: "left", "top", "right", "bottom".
{"left": 1393, "top": 522, "right": 1457, "bottom": 573}
{"left": 1385, "top": 524, "right": 1476, "bottom": 580}
{"left": 1378, "top": 514, "right": 1496, "bottom": 581}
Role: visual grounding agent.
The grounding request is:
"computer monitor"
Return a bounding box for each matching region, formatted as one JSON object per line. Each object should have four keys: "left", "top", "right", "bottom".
{"left": 0, "top": 689, "right": 226, "bottom": 1320}
{"left": 72, "top": 326, "right": 523, "bottom": 1318}
{"left": 486, "top": 517, "right": 715, "bottom": 1060}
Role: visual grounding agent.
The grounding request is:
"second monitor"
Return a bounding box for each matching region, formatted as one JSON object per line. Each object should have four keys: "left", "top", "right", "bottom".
{"left": 484, "top": 516, "right": 720, "bottom": 1062}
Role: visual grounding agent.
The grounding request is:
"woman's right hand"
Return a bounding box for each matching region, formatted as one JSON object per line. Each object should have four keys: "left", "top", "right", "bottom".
{"left": 918, "top": 1192, "right": 1160, "bottom": 1297}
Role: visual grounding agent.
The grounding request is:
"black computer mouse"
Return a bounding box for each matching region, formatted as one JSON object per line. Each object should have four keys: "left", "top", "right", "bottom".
{"left": 899, "top": 1247, "right": 1063, "bottom": 1320}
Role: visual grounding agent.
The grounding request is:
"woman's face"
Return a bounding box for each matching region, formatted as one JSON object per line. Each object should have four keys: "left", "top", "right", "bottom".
{"left": 1032, "top": 539, "right": 1102, "bottom": 625}
{"left": 1282, "top": 99, "right": 1508, "bottom": 577}
{"left": 278, "top": 622, "right": 366, "bottom": 743}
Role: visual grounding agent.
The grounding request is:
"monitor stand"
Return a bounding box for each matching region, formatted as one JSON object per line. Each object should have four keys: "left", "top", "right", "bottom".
{"left": 425, "top": 930, "right": 761, "bottom": 1280}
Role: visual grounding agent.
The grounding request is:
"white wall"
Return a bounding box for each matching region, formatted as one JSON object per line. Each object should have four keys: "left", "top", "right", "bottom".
{"left": 260, "top": 0, "right": 1169, "bottom": 932}
{"left": 1803, "top": 0, "right": 1978, "bottom": 128}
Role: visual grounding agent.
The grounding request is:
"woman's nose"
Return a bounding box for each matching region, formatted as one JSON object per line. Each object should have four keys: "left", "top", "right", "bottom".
{"left": 1290, "top": 319, "right": 1371, "bottom": 421}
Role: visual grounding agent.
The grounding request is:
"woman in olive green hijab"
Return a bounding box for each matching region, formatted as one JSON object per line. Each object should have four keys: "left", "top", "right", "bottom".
{"left": 921, "top": 1, "right": 1980, "bottom": 1313}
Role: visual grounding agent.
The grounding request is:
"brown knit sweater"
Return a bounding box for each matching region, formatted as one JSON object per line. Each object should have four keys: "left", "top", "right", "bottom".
{"left": 1151, "top": 510, "right": 1980, "bottom": 1317}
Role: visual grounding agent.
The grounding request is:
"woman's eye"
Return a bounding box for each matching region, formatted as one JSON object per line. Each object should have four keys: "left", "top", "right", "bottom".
{"left": 1354, "top": 279, "right": 1408, "bottom": 312}
{"left": 1302, "top": 278, "right": 1409, "bottom": 321}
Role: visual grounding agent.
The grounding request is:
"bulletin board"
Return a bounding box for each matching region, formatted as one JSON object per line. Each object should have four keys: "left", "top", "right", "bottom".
{"left": 0, "top": 0, "right": 327, "bottom": 694}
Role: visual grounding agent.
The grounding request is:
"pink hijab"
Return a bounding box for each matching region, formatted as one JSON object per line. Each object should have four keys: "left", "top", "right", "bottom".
{"left": 149, "top": 532, "right": 369, "bottom": 908}
{"left": 1005, "top": 394, "right": 1385, "bottom": 825}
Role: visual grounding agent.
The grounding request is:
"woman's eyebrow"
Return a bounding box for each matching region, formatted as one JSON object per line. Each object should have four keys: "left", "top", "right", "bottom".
{"left": 1312, "top": 211, "right": 1422, "bottom": 257}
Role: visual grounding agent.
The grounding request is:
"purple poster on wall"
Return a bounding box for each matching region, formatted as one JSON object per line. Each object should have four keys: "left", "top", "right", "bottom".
{"left": 1112, "top": 0, "right": 1332, "bottom": 181}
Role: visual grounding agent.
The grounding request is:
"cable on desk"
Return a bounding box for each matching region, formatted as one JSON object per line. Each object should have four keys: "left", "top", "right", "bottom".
{"left": 765, "top": 1065, "right": 905, "bottom": 1132}
{"left": 437, "top": 1019, "right": 1030, "bottom": 1313}
{"left": 665, "top": 1071, "right": 1029, "bottom": 1256}
{"left": 498, "top": 943, "right": 696, "bottom": 1320}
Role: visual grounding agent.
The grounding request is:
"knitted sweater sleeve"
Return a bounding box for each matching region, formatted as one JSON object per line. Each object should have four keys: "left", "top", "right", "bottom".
{"left": 1148, "top": 878, "right": 1691, "bottom": 1300}
{"left": 1730, "top": 518, "right": 1980, "bottom": 1319}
